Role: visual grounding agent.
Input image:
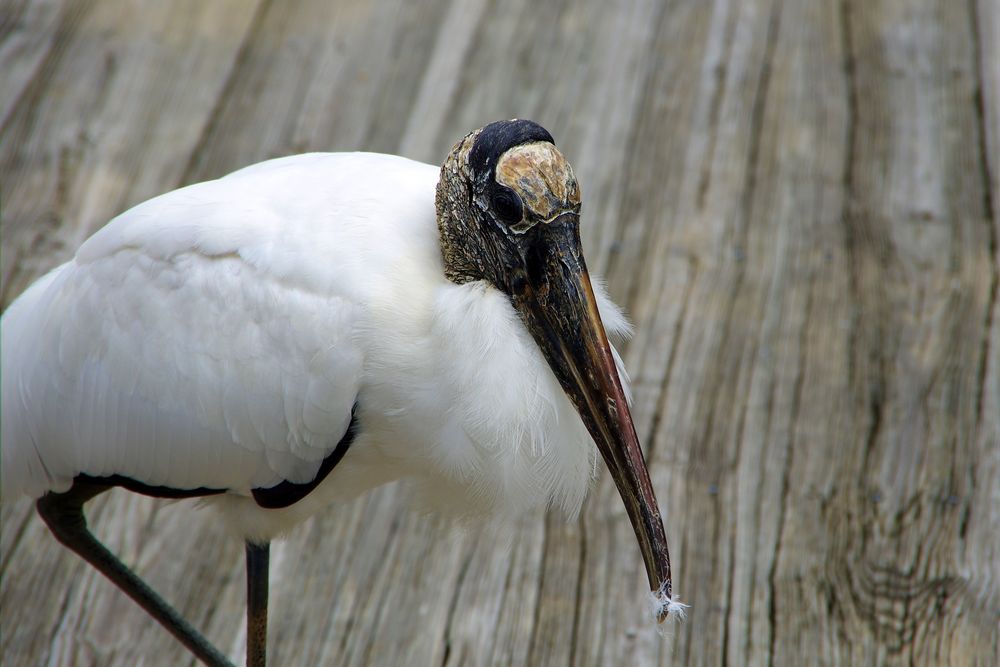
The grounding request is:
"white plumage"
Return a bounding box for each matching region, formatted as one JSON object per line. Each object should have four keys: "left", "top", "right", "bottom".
{"left": 2, "top": 151, "right": 631, "bottom": 540}
{"left": 3, "top": 122, "right": 682, "bottom": 667}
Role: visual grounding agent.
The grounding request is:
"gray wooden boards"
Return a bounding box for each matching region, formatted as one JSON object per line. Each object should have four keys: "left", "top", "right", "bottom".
{"left": 1, "top": 1, "right": 997, "bottom": 665}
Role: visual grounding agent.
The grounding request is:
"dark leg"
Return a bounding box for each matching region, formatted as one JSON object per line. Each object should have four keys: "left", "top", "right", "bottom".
{"left": 245, "top": 542, "right": 270, "bottom": 667}
{"left": 36, "top": 481, "right": 235, "bottom": 667}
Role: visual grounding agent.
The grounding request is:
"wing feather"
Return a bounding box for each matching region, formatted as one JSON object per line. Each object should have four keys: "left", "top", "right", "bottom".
{"left": 0, "top": 158, "right": 425, "bottom": 499}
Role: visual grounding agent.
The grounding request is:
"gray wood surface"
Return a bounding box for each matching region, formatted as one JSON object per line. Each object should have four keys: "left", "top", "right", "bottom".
{"left": 1, "top": 1, "right": 997, "bottom": 665}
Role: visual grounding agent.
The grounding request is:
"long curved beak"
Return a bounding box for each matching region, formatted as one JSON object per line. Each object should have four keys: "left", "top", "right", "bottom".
{"left": 510, "top": 219, "right": 674, "bottom": 619}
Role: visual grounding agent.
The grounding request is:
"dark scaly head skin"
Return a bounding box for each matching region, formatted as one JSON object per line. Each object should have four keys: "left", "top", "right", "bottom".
{"left": 493, "top": 141, "right": 581, "bottom": 232}
{"left": 435, "top": 120, "right": 675, "bottom": 616}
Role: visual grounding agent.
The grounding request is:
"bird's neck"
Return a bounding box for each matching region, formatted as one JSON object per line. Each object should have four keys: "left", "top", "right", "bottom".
{"left": 435, "top": 205, "right": 479, "bottom": 285}
{"left": 435, "top": 128, "right": 523, "bottom": 290}
{"left": 435, "top": 192, "right": 513, "bottom": 289}
{"left": 435, "top": 157, "right": 492, "bottom": 286}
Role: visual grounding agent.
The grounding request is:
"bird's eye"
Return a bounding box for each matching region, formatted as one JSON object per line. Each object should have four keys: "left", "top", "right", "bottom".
{"left": 492, "top": 187, "right": 523, "bottom": 224}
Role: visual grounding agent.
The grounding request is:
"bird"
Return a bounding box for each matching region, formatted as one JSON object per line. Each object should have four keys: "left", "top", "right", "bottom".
{"left": 1, "top": 119, "right": 683, "bottom": 666}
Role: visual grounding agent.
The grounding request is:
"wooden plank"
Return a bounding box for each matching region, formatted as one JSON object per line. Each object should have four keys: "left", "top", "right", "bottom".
{"left": 0, "top": 0, "right": 265, "bottom": 306}
{"left": 969, "top": 2, "right": 1000, "bottom": 667}
{"left": 810, "top": 1, "right": 997, "bottom": 664}
{"left": 180, "top": 0, "right": 454, "bottom": 182}
{"left": 1, "top": 0, "right": 997, "bottom": 665}
{"left": 0, "top": 0, "right": 75, "bottom": 129}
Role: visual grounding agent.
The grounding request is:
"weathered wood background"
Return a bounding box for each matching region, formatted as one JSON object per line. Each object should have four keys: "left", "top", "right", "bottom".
{"left": 1, "top": 0, "right": 997, "bottom": 665}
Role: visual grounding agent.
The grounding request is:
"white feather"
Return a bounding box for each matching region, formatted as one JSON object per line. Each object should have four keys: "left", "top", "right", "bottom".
{"left": 1, "top": 152, "right": 635, "bottom": 542}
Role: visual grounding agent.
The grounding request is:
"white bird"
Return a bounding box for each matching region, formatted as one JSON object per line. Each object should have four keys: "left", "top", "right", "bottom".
{"left": 1, "top": 120, "right": 681, "bottom": 666}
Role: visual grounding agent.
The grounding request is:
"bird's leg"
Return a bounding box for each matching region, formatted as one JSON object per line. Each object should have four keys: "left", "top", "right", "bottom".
{"left": 36, "top": 481, "right": 235, "bottom": 667}
{"left": 245, "top": 541, "right": 269, "bottom": 667}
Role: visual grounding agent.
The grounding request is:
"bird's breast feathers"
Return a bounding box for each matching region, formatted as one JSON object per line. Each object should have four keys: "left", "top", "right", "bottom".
{"left": 355, "top": 275, "right": 633, "bottom": 520}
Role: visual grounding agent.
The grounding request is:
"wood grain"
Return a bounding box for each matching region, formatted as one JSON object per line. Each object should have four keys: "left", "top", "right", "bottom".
{"left": 1, "top": 1, "right": 997, "bottom": 665}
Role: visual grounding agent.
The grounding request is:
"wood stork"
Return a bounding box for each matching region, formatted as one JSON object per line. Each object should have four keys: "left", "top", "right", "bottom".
{"left": 1, "top": 120, "right": 683, "bottom": 666}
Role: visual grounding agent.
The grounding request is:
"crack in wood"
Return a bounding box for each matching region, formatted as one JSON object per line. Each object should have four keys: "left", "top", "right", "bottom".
{"left": 968, "top": 0, "right": 999, "bottom": 439}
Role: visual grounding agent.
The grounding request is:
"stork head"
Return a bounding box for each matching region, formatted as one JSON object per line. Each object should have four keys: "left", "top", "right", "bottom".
{"left": 436, "top": 120, "right": 677, "bottom": 619}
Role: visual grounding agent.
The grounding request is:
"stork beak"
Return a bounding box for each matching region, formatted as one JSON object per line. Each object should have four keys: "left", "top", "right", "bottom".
{"left": 510, "top": 218, "right": 674, "bottom": 619}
